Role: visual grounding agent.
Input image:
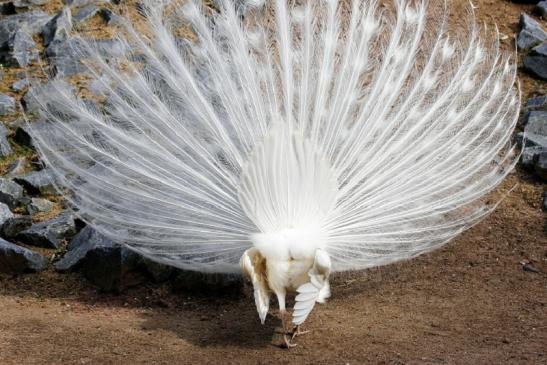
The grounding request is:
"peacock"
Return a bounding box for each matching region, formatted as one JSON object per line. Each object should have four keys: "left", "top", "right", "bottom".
{"left": 27, "top": 0, "right": 519, "bottom": 348}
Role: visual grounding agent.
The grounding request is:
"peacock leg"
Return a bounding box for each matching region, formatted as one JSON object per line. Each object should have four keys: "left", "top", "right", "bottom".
{"left": 279, "top": 310, "right": 297, "bottom": 348}
{"left": 276, "top": 292, "right": 296, "bottom": 348}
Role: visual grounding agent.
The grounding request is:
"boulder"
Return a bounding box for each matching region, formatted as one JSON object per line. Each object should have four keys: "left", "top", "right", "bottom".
{"left": 524, "top": 95, "right": 547, "bottom": 112}
{"left": 17, "top": 213, "right": 76, "bottom": 249}
{"left": 14, "top": 169, "right": 55, "bottom": 195}
{"left": 1, "top": 216, "right": 32, "bottom": 239}
{"left": 524, "top": 110, "right": 547, "bottom": 127}
{"left": 4, "top": 158, "right": 27, "bottom": 178}
{"left": 535, "top": 151, "right": 547, "bottom": 180}
{"left": 524, "top": 43, "right": 547, "bottom": 81}
{"left": 517, "top": 13, "right": 547, "bottom": 50}
{"left": 46, "top": 38, "right": 91, "bottom": 76}
{"left": 0, "top": 123, "right": 13, "bottom": 158}
{"left": 27, "top": 198, "right": 55, "bottom": 215}
{"left": 73, "top": 4, "right": 101, "bottom": 23}
{"left": 11, "top": 78, "right": 30, "bottom": 92}
{"left": 0, "top": 202, "right": 14, "bottom": 228}
{"left": 46, "top": 37, "right": 131, "bottom": 76}
{"left": 13, "top": 125, "right": 34, "bottom": 149}
{"left": 0, "top": 3, "right": 16, "bottom": 15}
{"left": 537, "top": 1, "right": 547, "bottom": 18}
{"left": 172, "top": 269, "right": 243, "bottom": 294}
{"left": 0, "top": 27, "right": 39, "bottom": 67}
{"left": 100, "top": 9, "right": 121, "bottom": 25}
{"left": 525, "top": 110, "right": 547, "bottom": 137}
{"left": 0, "top": 178, "right": 23, "bottom": 209}
{"left": 521, "top": 146, "right": 547, "bottom": 167}
{"left": 519, "top": 109, "right": 547, "bottom": 148}
{"left": 0, "top": 11, "right": 52, "bottom": 45}
{"left": 211, "top": 0, "right": 265, "bottom": 17}
{"left": 55, "top": 226, "right": 146, "bottom": 292}
{"left": 66, "top": 0, "right": 109, "bottom": 7}
{"left": 0, "top": 93, "right": 16, "bottom": 116}
{"left": 13, "top": 0, "right": 48, "bottom": 7}
{"left": 42, "top": 8, "right": 73, "bottom": 47}
{"left": 0, "top": 238, "right": 47, "bottom": 273}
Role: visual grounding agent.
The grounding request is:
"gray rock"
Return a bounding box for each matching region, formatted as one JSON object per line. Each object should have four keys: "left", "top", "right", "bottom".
{"left": 537, "top": 1, "right": 547, "bottom": 18}
{"left": 524, "top": 95, "right": 547, "bottom": 112}
{"left": 0, "top": 238, "right": 47, "bottom": 273}
{"left": 4, "top": 158, "right": 27, "bottom": 178}
{"left": 0, "top": 124, "right": 13, "bottom": 158}
{"left": 517, "top": 131, "right": 547, "bottom": 148}
{"left": 21, "top": 87, "right": 41, "bottom": 116}
{"left": 94, "top": 37, "right": 131, "bottom": 57}
{"left": 0, "top": 11, "right": 52, "bottom": 45}
{"left": 519, "top": 109, "right": 547, "bottom": 148}
{"left": 100, "top": 9, "right": 121, "bottom": 25}
{"left": 66, "top": 0, "right": 109, "bottom": 7}
{"left": 524, "top": 110, "right": 547, "bottom": 127}
{"left": 14, "top": 169, "right": 55, "bottom": 195}
{"left": 525, "top": 110, "right": 547, "bottom": 137}
{"left": 46, "top": 37, "right": 89, "bottom": 76}
{"left": 0, "top": 178, "right": 23, "bottom": 209}
{"left": 0, "top": 27, "right": 39, "bottom": 67}
{"left": 521, "top": 146, "right": 547, "bottom": 167}
{"left": 172, "top": 269, "right": 242, "bottom": 293}
{"left": 1, "top": 216, "right": 32, "bottom": 239}
{"left": 16, "top": 196, "right": 31, "bottom": 207}
{"left": 212, "top": 0, "right": 265, "bottom": 17}
{"left": 0, "top": 93, "right": 16, "bottom": 116}
{"left": 13, "top": 125, "right": 34, "bottom": 149}
{"left": 56, "top": 226, "right": 118, "bottom": 271}
{"left": 46, "top": 37, "right": 130, "bottom": 76}
{"left": 73, "top": 5, "right": 101, "bottom": 23}
{"left": 142, "top": 257, "right": 176, "bottom": 282}
{"left": 27, "top": 198, "right": 55, "bottom": 215}
{"left": 11, "top": 78, "right": 30, "bottom": 92}
{"left": 0, "top": 202, "right": 14, "bottom": 228}
{"left": 42, "top": 8, "right": 72, "bottom": 47}
{"left": 518, "top": 14, "right": 547, "bottom": 50}
{"left": 535, "top": 151, "right": 547, "bottom": 181}
{"left": 17, "top": 213, "right": 76, "bottom": 249}
{"left": 55, "top": 226, "right": 145, "bottom": 292}
{"left": 524, "top": 43, "right": 547, "bottom": 80}
{"left": 523, "top": 263, "right": 540, "bottom": 273}
{"left": 13, "top": 0, "right": 48, "bottom": 7}
{"left": 0, "top": 3, "right": 16, "bottom": 15}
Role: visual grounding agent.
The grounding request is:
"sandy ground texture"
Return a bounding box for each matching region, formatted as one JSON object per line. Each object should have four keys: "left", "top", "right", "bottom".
{"left": 0, "top": 0, "right": 546, "bottom": 364}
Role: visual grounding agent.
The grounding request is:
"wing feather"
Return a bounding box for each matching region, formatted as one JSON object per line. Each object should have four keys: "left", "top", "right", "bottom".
{"left": 292, "top": 249, "right": 331, "bottom": 325}
{"left": 240, "top": 248, "right": 270, "bottom": 324}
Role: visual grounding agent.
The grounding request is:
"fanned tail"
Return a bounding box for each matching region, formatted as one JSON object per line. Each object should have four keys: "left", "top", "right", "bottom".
{"left": 26, "top": 0, "right": 519, "bottom": 273}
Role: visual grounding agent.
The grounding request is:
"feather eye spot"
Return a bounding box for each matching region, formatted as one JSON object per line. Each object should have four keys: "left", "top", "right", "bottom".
{"left": 404, "top": 6, "right": 419, "bottom": 24}
{"left": 291, "top": 7, "right": 306, "bottom": 24}
{"left": 441, "top": 41, "right": 455, "bottom": 61}
{"left": 462, "top": 78, "right": 475, "bottom": 92}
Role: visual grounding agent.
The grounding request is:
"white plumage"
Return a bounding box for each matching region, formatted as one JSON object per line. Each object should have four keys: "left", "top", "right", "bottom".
{"left": 27, "top": 0, "right": 518, "bottom": 347}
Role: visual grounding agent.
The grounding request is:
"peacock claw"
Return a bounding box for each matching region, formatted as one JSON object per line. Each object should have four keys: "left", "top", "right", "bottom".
{"left": 291, "top": 325, "right": 310, "bottom": 340}
{"left": 283, "top": 334, "right": 297, "bottom": 349}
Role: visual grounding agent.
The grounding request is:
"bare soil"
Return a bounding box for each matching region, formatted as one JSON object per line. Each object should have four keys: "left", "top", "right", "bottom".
{"left": 0, "top": 1, "right": 546, "bottom": 364}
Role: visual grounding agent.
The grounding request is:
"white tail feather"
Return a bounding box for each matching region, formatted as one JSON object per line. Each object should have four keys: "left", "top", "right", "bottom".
{"left": 27, "top": 0, "right": 518, "bottom": 273}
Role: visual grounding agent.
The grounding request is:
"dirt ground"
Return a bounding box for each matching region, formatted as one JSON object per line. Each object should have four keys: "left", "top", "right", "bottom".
{"left": 0, "top": 1, "right": 546, "bottom": 364}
